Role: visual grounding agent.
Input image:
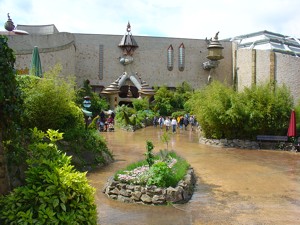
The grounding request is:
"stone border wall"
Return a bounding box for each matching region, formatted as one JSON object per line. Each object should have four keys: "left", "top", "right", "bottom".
{"left": 199, "top": 137, "right": 298, "bottom": 151}
{"left": 103, "top": 168, "right": 196, "bottom": 205}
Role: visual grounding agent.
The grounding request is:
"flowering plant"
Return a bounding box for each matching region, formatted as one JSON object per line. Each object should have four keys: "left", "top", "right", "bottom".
{"left": 117, "top": 158, "right": 177, "bottom": 186}
{"left": 115, "top": 141, "right": 189, "bottom": 188}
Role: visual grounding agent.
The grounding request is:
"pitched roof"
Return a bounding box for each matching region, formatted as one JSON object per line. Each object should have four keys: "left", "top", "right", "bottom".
{"left": 230, "top": 30, "right": 300, "bottom": 56}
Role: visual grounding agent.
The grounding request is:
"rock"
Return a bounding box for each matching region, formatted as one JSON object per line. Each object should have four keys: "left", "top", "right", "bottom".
{"left": 152, "top": 195, "right": 166, "bottom": 204}
{"left": 141, "top": 194, "right": 152, "bottom": 203}
{"left": 166, "top": 187, "right": 183, "bottom": 203}
{"left": 126, "top": 184, "right": 135, "bottom": 190}
{"left": 119, "top": 188, "right": 131, "bottom": 197}
{"left": 131, "top": 191, "right": 142, "bottom": 200}
{"left": 109, "top": 188, "right": 120, "bottom": 195}
{"left": 118, "top": 195, "right": 133, "bottom": 203}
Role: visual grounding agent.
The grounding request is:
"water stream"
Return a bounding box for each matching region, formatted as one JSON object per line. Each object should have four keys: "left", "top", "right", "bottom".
{"left": 87, "top": 127, "right": 300, "bottom": 225}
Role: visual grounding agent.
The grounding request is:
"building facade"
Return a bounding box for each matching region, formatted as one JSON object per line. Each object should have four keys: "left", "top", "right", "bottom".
{"left": 3, "top": 24, "right": 300, "bottom": 106}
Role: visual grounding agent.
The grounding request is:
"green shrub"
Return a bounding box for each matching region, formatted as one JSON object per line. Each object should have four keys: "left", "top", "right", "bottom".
{"left": 115, "top": 145, "right": 189, "bottom": 188}
{"left": 115, "top": 105, "right": 156, "bottom": 128}
{"left": 153, "top": 86, "right": 174, "bottom": 116}
{"left": 115, "top": 105, "right": 136, "bottom": 126}
{"left": 19, "top": 65, "right": 85, "bottom": 132}
{"left": 60, "top": 128, "right": 112, "bottom": 170}
{"left": 132, "top": 97, "right": 149, "bottom": 111}
{"left": 152, "top": 82, "right": 193, "bottom": 116}
{"left": 147, "top": 161, "right": 174, "bottom": 187}
{"left": 0, "top": 129, "right": 97, "bottom": 224}
{"left": 187, "top": 81, "right": 293, "bottom": 139}
{"left": 242, "top": 83, "right": 293, "bottom": 137}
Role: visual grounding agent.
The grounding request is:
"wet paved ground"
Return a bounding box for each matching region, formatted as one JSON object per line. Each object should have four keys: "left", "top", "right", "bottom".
{"left": 87, "top": 127, "right": 300, "bottom": 225}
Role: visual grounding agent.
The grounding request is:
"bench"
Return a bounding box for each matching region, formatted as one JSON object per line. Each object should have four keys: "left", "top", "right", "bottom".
{"left": 256, "top": 135, "right": 288, "bottom": 142}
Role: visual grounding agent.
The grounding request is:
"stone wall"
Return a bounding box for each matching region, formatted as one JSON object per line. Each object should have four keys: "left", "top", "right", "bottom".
{"left": 276, "top": 52, "right": 300, "bottom": 104}
{"left": 199, "top": 137, "right": 298, "bottom": 152}
{"left": 7, "top": 33, "right": 233, "bottom": 91}
{"left": 8, "top": 33, "right": 76, "bottom": 77}
{"left": 235, "top": 48, "right": 300, "bottom": 104}
{"left": 103, "top": 168, "right": 196, "bottom": 205}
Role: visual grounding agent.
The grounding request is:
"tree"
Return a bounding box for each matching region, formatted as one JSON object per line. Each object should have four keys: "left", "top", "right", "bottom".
{"left": 0, "top": 35, "right": 20, "bottom": 194}
{"left": 132, "top": 97, "right": 149, "bottom": 111}
{"left": 153, "top": 86, "right": 173, "bottom": 116}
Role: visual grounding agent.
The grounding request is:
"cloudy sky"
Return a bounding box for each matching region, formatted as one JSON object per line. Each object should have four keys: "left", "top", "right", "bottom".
{"left": 1, "top": 0, "right": 300, "bottom": 39}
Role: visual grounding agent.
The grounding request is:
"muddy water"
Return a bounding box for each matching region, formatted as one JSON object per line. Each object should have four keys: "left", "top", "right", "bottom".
{"left": 87, "top": 127, "right": 300, "bottom": 225}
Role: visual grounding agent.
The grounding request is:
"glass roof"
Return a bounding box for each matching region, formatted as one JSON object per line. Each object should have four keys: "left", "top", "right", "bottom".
{"left": 230, "top": 30, "right": 300, "bottom": 56}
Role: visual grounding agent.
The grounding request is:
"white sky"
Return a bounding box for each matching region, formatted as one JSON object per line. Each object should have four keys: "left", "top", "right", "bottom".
{"left": 1, "top": 0, "right": 300, "bottom": 39}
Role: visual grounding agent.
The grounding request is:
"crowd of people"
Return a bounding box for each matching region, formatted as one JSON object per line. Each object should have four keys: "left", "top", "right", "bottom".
{"left": 97, "top": 111, "right": 115, "bottom": 132}
{"left": 153, "top": 114, "right": 197, "bottom": 133}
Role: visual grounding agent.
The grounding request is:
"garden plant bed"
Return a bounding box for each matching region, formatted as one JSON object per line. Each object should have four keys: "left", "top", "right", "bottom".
{"left": 103, "top": 168, "right": 196, "bottom": 205}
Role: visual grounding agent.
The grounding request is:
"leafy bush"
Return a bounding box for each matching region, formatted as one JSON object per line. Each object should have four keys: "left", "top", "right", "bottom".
{"left": 187, "top": 81, "right": 293, "bottom": 139}
{"left": 0, "top": 129, "right": 97, "bottom": 224}
{"left": 115, "top": 105, "right": 136, "bottom": 126}
{"left": 152, "top": 86, "right": 174, "bottom": 116}
{"left": 59, "top": 128, "right": 112, "bottom": 171}
{"left": 19, "top": 65, "right": 85, "bottom": 132}
{"left": 115, "top": 105, "right": 156, "bottom": 129}
{"left": 16, "top": 66, "right": 112, "bottom": 172}
{"left": 242, "top": 83, "right": 293, "bottom": 137}
{"left": 152, "top": 82, "right": 193, "bottom": 116}
{"left": 115, "top": 142, "right": 189, "bottom": 188}
{"left": 147, "top": 161, "right": 174, "bottom": 187}
{"left": 132, "top": 97, "right": 149, "bottom": 111}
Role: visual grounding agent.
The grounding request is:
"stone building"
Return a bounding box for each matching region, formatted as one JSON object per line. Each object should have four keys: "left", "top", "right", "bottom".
{"left": 2, "top": 18, "right": 300, "bottom": 106}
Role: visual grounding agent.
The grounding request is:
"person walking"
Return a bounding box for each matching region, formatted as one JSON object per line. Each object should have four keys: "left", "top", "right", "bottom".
{"left": 171, "top": 117, "right": 177, "bottom": 133}
{"left": 158, "top": 116, "right": 164, "bottom": 129}
{"left": 179, "top": 116, "right": 184, "bottom": 129}
{"left": 164, "top": 117, "right": 171, "bottom": 131}
{"left": 189, "top": 115, "right": 195, "bottom": 131}
{"left": 183, "top": 116, "right": 189, "bottom": 130}
{"left": 153, "top": 116, "right": 158, "bottom": 127}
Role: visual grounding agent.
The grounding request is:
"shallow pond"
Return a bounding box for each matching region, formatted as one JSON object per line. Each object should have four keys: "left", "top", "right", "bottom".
{"left": 87, "top": 126, "right": 300, "bottom": 225}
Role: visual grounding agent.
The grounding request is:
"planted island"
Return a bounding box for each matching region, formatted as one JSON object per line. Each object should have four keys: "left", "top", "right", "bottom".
{"left": 103, "top": 140, "right": 196, "bottom": 205}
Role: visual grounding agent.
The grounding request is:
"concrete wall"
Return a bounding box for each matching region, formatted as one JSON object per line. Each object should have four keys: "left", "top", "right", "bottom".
{"left": 236, "top": 49, "right": 252, "bottom": 91}
{"left": 256, "top": 50, "right": 271, "bottom": 84}
{"left": 276, "top": 52, "right": 300, "bottom": 103}
{"left": 236, "top": 48, "right": 300, "bottom": 103}
{"left": 7, "top": 33, "right": 233, "bottom": 90}
{"left": 8, "top": 32, "right": 76, "bottom": 77}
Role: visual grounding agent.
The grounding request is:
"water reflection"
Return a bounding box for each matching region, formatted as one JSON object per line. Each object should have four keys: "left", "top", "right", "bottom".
{"left": 87, "top": 127, "right": 300, "bottom": 225}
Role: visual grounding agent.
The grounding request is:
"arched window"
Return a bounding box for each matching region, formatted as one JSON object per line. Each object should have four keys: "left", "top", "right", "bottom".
{"left": 178, "top": 43, "right": 185, "bottom": 71}
{"left": 167, "top": 44, "right": 174, "bottom": 71}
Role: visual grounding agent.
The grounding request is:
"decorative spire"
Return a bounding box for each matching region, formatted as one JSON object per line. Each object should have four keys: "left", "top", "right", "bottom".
{"left": 126, "top": 22, "right": 131, "bottom": 32}
{"left": 4, "top": 13, "right": 15, "bottom": 31}
{"left": 118, "top": 22, "right": 139, "bottom": 56}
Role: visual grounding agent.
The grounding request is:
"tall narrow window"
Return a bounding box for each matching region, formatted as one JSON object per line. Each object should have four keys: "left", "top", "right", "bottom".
{"left": 178, "top": 43, "right": 185, "bottom": 71}
{"left": 99, "top": 44, "right": 104, "bottom": 80}
{"left": 167, "top": 44, "right": 174, "bottom": 71}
